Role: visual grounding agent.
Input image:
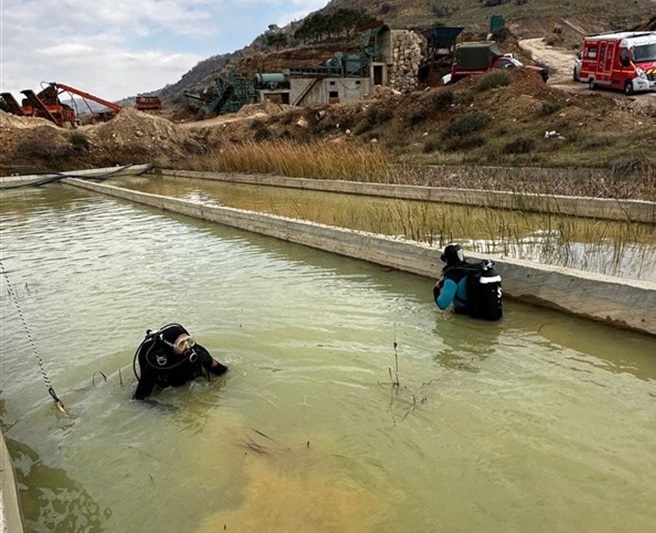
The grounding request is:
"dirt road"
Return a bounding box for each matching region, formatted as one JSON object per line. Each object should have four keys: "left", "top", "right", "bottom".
{"left": 520, "top": 38, "right": 577, "bottom": 80}
{"left": 519, "top": 38, "right": 656, "bottom": 110}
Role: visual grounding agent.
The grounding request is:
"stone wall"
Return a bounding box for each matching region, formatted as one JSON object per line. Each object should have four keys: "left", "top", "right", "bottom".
{"left": 388, "top": 30, "right": 424, "bottom": 93}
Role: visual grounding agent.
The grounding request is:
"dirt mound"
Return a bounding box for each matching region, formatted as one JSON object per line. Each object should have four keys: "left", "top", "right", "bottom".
{"left": 88, "top": 108, "right": 204, "bottom": 166}
{"left": 236, "top": 101, "right": 292, "bottom": 118}
{"left": 0, "top": 107, "right": 205, "bottom": 173}
{"left": 0, "top": 111, "right": 60, "bottom": 130}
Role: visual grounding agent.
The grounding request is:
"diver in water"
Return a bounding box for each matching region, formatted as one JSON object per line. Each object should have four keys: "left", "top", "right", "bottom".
{"left": 434, "top": 243, "right": 469, "bottom": 314}
{"left": 433, "top": 243, "right": 503, "bottom": 320}
{"left": 133, "top": 323, "right": 228, "bottom": 401}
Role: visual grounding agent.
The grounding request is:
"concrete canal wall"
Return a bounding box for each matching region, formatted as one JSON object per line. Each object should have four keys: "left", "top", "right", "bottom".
{"left": 1, "top": 433, "right": 24, "bottom": 533}
{"left": 162, "top": 170, "right": 656, "bottom": 224}
{"left": 65, "top": 178, "right": 656, "bottom": 337}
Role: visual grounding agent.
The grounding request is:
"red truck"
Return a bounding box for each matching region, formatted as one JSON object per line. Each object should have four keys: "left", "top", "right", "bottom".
{"left": 442, "top": 41, "right": 549, "bottom": 85}
{"left": 573, "top": 31, "right": 656, "bottom": 94}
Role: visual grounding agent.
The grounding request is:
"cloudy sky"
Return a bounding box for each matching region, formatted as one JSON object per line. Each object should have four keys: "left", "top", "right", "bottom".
{"left": 0, "top": 0, "right": 328, "bottom": 102}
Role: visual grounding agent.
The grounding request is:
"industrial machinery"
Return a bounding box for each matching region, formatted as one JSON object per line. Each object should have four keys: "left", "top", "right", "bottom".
{"left": 1, "top": 84, "right": 78, "bottom": 127}
{"left": 184, "top": 73, "right": 257, "bottom": 116}
{"left": 418, "top": 26, "right": 464, "bottom": 85}
{"left": 135, "top": 95, "right": 162, "bottom": 111}
{"left": 50, "top": 82, "right": 123, "bottom": 121}
{"left": 1, "top": 82, "right": 163, "bottom": 127}
{"left": 284, "top": 51, "right": 370, "bottom": 78}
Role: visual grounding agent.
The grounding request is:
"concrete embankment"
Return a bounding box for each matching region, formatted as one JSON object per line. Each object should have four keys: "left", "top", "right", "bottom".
{"left": 1, "top": 433, "right": 24, "bottom": 533}
{"left": 64, "top": 177, "right": 656, "bottom": 337}
{"left": 162, "top": 170, "right": 656, "bottom": 224}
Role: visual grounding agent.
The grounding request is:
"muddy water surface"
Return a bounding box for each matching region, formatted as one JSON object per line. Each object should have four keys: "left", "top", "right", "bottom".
{"left": 1, "top": 184, "right": 655, "bottom": 533}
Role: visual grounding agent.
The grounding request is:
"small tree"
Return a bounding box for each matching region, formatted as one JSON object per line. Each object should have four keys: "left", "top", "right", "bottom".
{"left": 266, "top": 33, "right": 288, "bottom": 51}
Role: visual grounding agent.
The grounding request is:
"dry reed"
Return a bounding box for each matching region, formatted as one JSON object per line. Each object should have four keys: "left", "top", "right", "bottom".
{"left": 185, "top": 139, "right": 393, "bottom": 182}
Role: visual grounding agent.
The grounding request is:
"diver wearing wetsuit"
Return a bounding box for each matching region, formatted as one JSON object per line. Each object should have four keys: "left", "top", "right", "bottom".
{"left": 433, "top": 243, "right": 469, "bottom": 313}
{"left": 133, "top": 323, "right": 228, "bottom": 401}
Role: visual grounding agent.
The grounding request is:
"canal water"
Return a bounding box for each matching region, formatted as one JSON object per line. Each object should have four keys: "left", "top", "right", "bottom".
{"left": 1, "top": 184, "right": 655, "bottom": 533}
{"left": 111, "top": 174, "right": 656, "bottom": 282}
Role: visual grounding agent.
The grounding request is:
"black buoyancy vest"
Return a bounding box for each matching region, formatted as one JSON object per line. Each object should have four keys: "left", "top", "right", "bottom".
{"left": 446, "top": 260, "right": 503, "bottom": 320}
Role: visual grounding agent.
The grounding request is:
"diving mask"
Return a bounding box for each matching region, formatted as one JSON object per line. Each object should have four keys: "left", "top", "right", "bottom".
{"left": 163, "top": 335, "right": 196, "bottom": 352}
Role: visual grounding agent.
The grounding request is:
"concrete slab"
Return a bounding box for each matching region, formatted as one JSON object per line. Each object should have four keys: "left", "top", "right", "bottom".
{"left": 162, "top": 170, "right": 656, "bottom": 224}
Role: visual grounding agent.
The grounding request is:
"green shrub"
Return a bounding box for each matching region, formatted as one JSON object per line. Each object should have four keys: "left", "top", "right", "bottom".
{"left": 69, "top": 131, "right": 90, "bottom": 149}
{"left": 444, "top": 135, "right": 485, "bottom": 151}
{"left": 441, "top": 112, "right": 489, "bottom": 140}
{"left": 476, "top": 70, "right": 511, "bottom": 91}
{"left": 540, "top": 100, "right": 565, "bottom": 116}
{"left": 503, "top": 137, "right": 535, "bottom": 154}
{"left": 250, "top": 118, "right": 266, "bottom": 130}
{"left": 422, "top": 133, "right": 442, "bottom": 153}
{"left": 352, "top": 118, "right": 373, "bottom": 136}
{"left": 431, "top": 90, "right": 455, "bottom": 110}
{"left": 366, "top": 105, "right": 394, "bottom": 124}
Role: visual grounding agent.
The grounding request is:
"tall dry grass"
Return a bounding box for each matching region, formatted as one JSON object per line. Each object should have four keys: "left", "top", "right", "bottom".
{"left": 178, "top": 139, "right": 656, "bottom": 201}
{"left": 185, "top": 140, "right": 393, "bottom": 182}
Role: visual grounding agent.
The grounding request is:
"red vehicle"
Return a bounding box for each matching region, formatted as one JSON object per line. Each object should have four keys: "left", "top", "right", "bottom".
{"left": 576, "top": 31, "right": 656, "bottom": 94}
{"left": 442, "top": 41, "right": 548, "bottom": 85}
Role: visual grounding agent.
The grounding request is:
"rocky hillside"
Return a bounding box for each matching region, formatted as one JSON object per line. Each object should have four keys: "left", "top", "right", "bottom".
{"left": 148, "top": 0, "right": 656, "bottom": 109}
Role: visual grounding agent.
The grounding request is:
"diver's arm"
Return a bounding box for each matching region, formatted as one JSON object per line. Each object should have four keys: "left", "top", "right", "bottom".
{"left": 133, "top": 368, "right": 156, "bottom": 400}
{"left": 196, "top": 344, "right": 229, "bottom": 376}
{"left": 436, "top": 278, "right": 458, "bottom": 310}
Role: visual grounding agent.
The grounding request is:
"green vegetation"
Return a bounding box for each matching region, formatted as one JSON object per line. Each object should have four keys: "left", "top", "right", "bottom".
{"left": 69, "top": 131, "right": 90, "bottom": 150}
{"left": 540, "top": 100, "right": 566, "bottom": 116}
{"left": 502, "top": 137, "right": 535, "bottom": 154}
{"left": 441, "top": 113, "right": 490, "bottom": 140}
{"left": 294, "top": 9, "right": 375, "bottom": 43}
{"left": 476, "top": 70, "right": 511, "bottom": 91}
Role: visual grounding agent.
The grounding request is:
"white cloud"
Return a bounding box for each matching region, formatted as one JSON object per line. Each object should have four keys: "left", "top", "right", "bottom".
{"left": 0, "top": 0, "right": 328, "bottom": 101}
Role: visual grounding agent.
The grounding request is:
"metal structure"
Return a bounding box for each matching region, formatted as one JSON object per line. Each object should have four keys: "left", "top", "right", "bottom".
{"left": 1, "top": 82, "right": 124, "bottom": 127}
{"left": 135, "top": 95, "right": 162, "bottom": 111}
{"left": 1, "top": 84, "right": 77, "bottom": 127}
{"left": 285, "top": 51, "right": 370, "bottom": 78}
{"left": 1, "top": 82, "right": 163, "bottom": 127}
{"left": 419, "top": 26, "right": 465, "bottom": 85}
{"left": 184, "top": 73, "right": 257, "bottom": 116}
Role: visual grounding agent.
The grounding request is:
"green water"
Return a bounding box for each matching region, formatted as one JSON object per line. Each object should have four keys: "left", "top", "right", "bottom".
{"left": 1, "top": 184, "right": 655, "bottom": 533}
{"left": 112, "top": 174, "right": 656, "bottom": 282}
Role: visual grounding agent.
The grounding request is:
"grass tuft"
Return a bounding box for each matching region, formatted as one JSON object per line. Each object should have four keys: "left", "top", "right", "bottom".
{"left": 441, "top": 113, "right": 489, "bottom": 140}
{"left": 476, "top": 70, "right": 511, "bottom": 91}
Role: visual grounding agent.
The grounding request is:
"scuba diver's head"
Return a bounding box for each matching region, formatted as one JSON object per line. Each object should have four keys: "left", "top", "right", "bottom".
{"left": 159, "top": 324, "right": 195, "bottom": 357}
{"left": 440, "top": 243, "right": 465, "bottom": 267}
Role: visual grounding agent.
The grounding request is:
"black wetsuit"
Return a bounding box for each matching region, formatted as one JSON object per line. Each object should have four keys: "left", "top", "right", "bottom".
{"left": 134, "top": 342, "right": 228, "bottom": 400}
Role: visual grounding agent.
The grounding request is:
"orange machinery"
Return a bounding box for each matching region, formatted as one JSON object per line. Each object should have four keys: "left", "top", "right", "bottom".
{"left": 1, "top": 84, "right": 78, "bottom": 127}
{"left": 135, "top": 95, "right": 162, "bottom": 111}
{"left": 1, "top": 82, "right": 123, "bottom": 127}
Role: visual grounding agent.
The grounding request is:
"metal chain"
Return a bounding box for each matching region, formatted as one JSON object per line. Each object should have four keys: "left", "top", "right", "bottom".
{"left": 0, "top": 259, "right": 67, "bottom": 414}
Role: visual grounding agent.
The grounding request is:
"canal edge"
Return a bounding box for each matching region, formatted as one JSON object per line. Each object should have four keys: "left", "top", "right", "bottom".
{"left": 63, "top": 177, "right": 656, "bottom": 337}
